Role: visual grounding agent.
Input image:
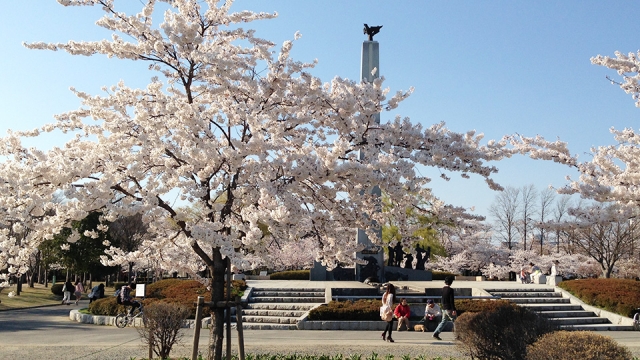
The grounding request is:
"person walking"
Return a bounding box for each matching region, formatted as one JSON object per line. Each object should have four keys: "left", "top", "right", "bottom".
{"left": 380, "top": 283, "right": 396, "bottom": 342}
{"left": 432, "top": 276, "right": 456, "bottom": 340}
{"left": 394, "top": 298, "right": 411, "bottom": 331}
{"left": 74, "top": 281, "right": 84, "bottom": 305}
{"left": 62, "top": 279, "right": 74, "bottom": 305}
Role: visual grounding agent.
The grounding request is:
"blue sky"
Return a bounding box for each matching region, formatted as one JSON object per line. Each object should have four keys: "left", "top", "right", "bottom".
{"left": 1, "top": 1, "right": 639, "bottom": 219}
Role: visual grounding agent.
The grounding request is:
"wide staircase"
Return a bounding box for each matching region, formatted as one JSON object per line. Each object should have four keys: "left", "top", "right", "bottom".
{"left": 486, "top": 288, "right": 631, "bottom": 331}
{"left": 236, "top": 287, "right": 325, "bottom": 330}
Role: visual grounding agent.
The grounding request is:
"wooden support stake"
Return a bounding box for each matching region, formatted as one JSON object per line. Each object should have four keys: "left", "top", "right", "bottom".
{"left": 235, "top": 296, "right": 245, "bottom": 360}
{"left": 225, "top": 259, "right": 232, "bottom": 360}
{"left": 192, "top": 296, "right": 204, "bottom": 360}
{"left": 149, "top": 331, "right": 154, "bottom": 359}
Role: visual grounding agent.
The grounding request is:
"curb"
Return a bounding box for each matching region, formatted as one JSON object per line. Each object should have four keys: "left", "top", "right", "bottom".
{"left": 0, "top": 303, "right": 64, "bottom": 312}
{"left": 68, "top": 309, "right": 212, "bottom": 328}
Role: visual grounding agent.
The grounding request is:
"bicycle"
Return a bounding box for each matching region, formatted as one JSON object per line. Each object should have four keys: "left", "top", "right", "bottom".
{"left": 633, "top": 308, "right": 640, "bottom": 331}
{"left": 115, "top": 302, "right": 145, "bottom": 328}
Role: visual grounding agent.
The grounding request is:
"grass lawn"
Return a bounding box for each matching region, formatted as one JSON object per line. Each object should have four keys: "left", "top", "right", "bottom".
{"left": 0, "top": 283, "right": 63, "bottom": 310}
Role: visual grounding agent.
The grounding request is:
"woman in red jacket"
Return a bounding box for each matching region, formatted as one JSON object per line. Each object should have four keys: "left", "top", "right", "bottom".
{"left": 394, "top": 298, "right": 412, "bottom": 331}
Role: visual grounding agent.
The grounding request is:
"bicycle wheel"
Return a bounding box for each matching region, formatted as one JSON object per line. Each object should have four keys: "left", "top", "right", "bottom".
{"left": 115, "top": 313, "right": 129, "bottom": 328}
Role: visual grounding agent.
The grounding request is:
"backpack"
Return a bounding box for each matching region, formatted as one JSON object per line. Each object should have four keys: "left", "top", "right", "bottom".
{"left": 115, "top": 288, "right": 123, "bottom": 304}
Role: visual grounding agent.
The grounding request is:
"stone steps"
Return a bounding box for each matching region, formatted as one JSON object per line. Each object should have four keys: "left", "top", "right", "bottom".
{"left": 242, "top": 309, "right": 308, "bottom": 317}
{"left": 244, "top": 303, "right": 320, "bottom": 311}
{"left": 238, "top": 315, "right": 298, "bottom": 324}
{"left": 486, "top": 288, "right": 617, "bottom": 331}
{"left": 550, "top": 317, "right": 610, "bottom": 325}
{"left": 538, "top": 310, "right": 597, "bottom": 318}
{"left": 505, "top": 297, "right": 571, "bottom": 304}
{"left": 519, "top": 303, "right": 584, "bottom": 311}
{"left": 492, "top": 291, "right": 564, "bottom": 298}
{"left": 237, "top": 287, "right": 325, "bottom": 330}
{"left": 560, "top": 323, "right": 633, "bottom": 331}
{"left": 252, "top": 291, "right": 325, "bottom": 297}
{"left": 250, "top": 297, "right": 325, "bottom": 303}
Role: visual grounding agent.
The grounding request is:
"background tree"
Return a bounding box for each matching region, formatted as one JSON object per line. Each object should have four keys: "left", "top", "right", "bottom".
{"left": 381, "top": 194, "right": 448, "bottom": 265}
{"left": 518, "top": 184, "right": 538, "bottom": 251}
{"left": 535, "top": 187, "right": 555, "bottom": 254}
{"left": 548, "top": 203, "right": 637, "bottom": 278}
{"left": 489, "top": 186, "right": 521, "bottom": 249}
{"left": 552, "top": 195, "right": 572, "bottom": 253}
{"left": 107, "top": 212, "right": 148, "bottom": 282}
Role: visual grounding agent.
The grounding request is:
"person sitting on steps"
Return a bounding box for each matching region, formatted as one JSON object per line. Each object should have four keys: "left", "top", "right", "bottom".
{"left": 394, "top": 298, "right": 411, "bottom": 331}
{"left": 422, "top": 299, "right": 442, "bottom": 331}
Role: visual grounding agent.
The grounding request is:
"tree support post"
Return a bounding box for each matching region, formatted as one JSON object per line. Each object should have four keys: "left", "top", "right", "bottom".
{"left": 192, "top": 296, "right": 205, "bottom": 360}
{"left": 225, "top": 260, "right": 232, "bottom": 360}
{"left": 196, "top": 299, "right": 246, "bottom": 360}
{"left": 235, "top": 296, "right": 245, "bottom": 360}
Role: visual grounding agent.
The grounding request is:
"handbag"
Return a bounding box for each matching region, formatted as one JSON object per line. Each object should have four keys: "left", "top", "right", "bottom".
{"left": 380, "top": 305, "right": 393, "bottom": 321}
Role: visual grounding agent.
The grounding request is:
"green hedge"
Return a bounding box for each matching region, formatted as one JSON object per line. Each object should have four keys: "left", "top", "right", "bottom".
{"left": 50, "top": 283, "right": 77, "bottom": 299}
{"left": 50, "top": 283, "right": 65, "bottom": 296}
{"left": 269, "top": 270, "right": 310, "bottom": 280}
{"left": 526, "top": 330, "right": 632, "bottom": 360}
{"left": 307, "top": 298, "right": 514, "bottom": 321}
{"left": 89, "top": 278, "right": 247, "bottom": 318}
{"left": 559, "top": 278, "right": 640, "bottom": 317}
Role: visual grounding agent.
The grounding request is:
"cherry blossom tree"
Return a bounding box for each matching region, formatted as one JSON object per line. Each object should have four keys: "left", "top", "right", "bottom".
{"left": 528, "top": 49, "right": 640, "bottom": 278}
{"left": 545, "top": 203, "right": 637, "bottom": 278}
{"left": 0, "top": 1, "right": 572, "bottom": 358}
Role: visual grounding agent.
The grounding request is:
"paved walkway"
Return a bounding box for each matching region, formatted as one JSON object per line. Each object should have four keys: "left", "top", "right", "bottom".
{"left": 0, "top": 280, "right": 638, "bottom": 359}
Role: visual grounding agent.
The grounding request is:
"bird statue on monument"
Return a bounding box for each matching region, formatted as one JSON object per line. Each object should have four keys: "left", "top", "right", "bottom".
{"left": 363, "top": 24, "right": 383, "bottom": 41}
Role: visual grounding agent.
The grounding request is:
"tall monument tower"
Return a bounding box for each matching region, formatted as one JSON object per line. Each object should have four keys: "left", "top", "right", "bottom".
{"left": 355, "top": 24, "right": 385, "bottom": 282}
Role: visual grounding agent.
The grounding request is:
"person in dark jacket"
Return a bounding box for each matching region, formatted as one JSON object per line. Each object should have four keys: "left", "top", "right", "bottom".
{"left": 432, "top": 276, "right": 456, "bottom": 340}
{"left": 62, "top": 279, "right": 74, "bottom": 305}
{"left": 88, "top": 283, "right": 105, "bottom": 303}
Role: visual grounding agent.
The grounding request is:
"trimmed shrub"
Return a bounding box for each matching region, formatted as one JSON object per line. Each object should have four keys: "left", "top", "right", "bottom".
{"left": 455, "top": 304, "right": 556, "bottom": 360}
{"left": 454, "top": 299, "right": 515, "bottom": 316}
{"left": 269, "top": 270, "right": 310, "bottom": 280}
{"left": 308, "top": 299, "right": 379, "bottom": 321}
{"left": 307, "top": 298, "right": 515, "bottom": 321}
{"left": 137, "top": 301, "right": 191, "bottom": 360}
{"left": 89, "top": 278, "right": 247, "bottom": 318}
{"left": 145, "top": 278, "right": 184, "bottom": 298}
{"left": 51, "top": 283, "right": 77, "bottom": 299}
{"left": 51, "top": 283, "right": 64, "bottom": 296}
{"left": 526, "top": 330, "right": 633, "bottom": 360}
{"left": 559, "top": 279, "right": 640, "bottom": 317}
{"left": 88, "top": 296, "right": 129, "bottom": 316}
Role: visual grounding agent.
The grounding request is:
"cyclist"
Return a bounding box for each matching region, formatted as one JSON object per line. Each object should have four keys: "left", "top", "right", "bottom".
{"left": 120, "top": 282, "right": 141, "bottom": 315}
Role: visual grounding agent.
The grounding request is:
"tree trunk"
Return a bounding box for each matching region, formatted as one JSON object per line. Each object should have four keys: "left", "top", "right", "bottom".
{"left": 128, "top": 262, "right": 134, "bottom": 283}
{"left": 208, "top": 247, "right": 226, "bottom": 360}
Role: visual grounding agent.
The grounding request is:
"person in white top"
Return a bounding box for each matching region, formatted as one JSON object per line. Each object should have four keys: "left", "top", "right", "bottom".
{"left": 422, "top": 299, "right": 442, "bottom": 331}
{"left": 547, "top": 260, "right": 560, "bottom": 286}
{"left": 380, "top": 283, "right": 396, "bottom": 342}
